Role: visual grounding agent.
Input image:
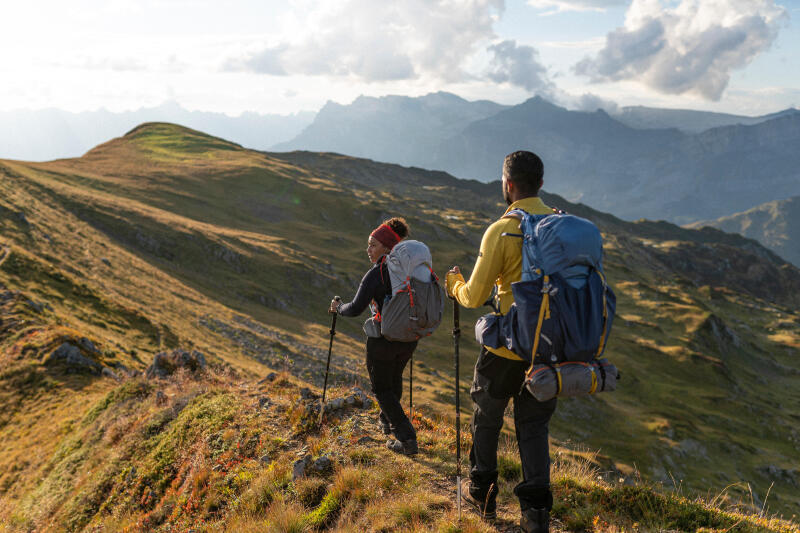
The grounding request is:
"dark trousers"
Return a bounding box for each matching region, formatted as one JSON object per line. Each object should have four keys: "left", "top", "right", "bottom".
{"left": 469, "top": 348, "right": 557, "bottom": 511}
{"left": 366, "top": 336, "right": 417, "bottom": 442}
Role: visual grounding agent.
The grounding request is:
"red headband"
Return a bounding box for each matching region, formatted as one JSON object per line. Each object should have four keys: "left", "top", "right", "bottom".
{"left": 371, "top": 223, "right": 401, "bottom": 250}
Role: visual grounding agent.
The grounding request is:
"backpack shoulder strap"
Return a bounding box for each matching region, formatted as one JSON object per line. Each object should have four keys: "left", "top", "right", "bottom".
{"left": 378, "top": 256, "right": 392, "bottom": 296}
{"left": 502, "top": 207, "right": 527, "bottom": 220}
{"left": 501, "top": 208, "right": 527, "bottom": 238}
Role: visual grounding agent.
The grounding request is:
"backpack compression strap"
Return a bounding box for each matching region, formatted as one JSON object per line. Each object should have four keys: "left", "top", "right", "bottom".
{"left": 595, "top": 270, "right": 609, "bottom": 357}
{"left": 529, "top": 274, "right": 552, "bottom": 366}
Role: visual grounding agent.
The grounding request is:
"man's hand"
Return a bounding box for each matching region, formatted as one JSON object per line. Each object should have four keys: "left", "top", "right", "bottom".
{"left": 446, "top": 266, "right": 464, "bottom": 299}
{"left": 328, "top": 298, "right": 340, "bottom": 314}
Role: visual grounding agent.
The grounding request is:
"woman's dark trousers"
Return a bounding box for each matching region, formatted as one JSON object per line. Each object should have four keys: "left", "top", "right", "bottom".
{"left": 366, "top": 336, "right": 417, "bottom": 442}
{"left": 469, "top": 348, "right": 557, "bottom": 511}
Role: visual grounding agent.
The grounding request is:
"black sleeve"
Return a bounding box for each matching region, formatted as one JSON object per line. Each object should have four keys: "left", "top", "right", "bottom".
{"left": 338, "top": 264, "right": 383, "bottom": 317}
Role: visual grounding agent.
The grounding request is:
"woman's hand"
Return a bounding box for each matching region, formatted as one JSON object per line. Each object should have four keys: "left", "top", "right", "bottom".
{"left": 329, "top": 298, "right": 340, "bottom": 314}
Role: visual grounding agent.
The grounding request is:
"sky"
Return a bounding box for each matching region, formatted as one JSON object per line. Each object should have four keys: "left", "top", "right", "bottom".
{"left": 0, "top": 0, "right": 798, "bottom": 116}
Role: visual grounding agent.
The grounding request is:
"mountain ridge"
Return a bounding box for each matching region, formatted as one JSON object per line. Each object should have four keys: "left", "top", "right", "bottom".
{"left": 612, "top": 105, "right": 800, "bottom": 133}
{"left": 0, "top": 103, "right": 314, "bottom": 162}
{"left": 688, "top": 195, "right": 800, "bottom": 267}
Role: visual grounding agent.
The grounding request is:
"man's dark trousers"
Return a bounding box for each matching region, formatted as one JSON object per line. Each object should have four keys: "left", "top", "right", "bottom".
{"left": 469, "top": 348, "right": 557, "bottom": 511}
{"left": 366, "top": 336, "right": 417, "bottom": 442}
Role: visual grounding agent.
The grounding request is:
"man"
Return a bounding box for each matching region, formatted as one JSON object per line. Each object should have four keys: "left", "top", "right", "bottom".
{"left": 446, "top": 150, "right": 557, "bottom": 533}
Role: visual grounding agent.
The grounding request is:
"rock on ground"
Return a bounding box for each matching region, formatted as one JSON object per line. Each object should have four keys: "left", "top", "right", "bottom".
{"left": 145, "top": 349, "right": 207, "bottom": 379}
{"left": 44, "top": 342, "right": 103, "bottom": 375}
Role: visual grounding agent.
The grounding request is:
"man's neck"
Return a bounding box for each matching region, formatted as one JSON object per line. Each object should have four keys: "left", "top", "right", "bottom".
{"left": 511, "top": 192, "right": 538, "bottom": 203}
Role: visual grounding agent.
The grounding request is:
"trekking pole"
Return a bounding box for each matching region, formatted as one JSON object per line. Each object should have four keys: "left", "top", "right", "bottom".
{"left": 409, "top": 354, "right": 413, "bottom": 417}
{"left": 452, "top": 298, "right": 462, "bottom": 521}
{"left": 320, "top": 296, "right": 340, "bottom": 424}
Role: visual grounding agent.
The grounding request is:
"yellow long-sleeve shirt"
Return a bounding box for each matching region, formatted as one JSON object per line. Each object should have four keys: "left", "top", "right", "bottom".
{"left": 446, "top": 196, "right": 552, "bottom": 361}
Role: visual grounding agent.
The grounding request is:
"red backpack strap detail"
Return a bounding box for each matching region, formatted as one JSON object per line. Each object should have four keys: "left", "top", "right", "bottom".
{"left": 406, "top": 277, "right": 415, "bottom": 307}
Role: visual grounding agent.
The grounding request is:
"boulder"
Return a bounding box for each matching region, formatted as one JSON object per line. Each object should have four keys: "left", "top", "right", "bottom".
{"left": 101, "top": 367, "right": 121, "bottom": 381}
{"left": 349, "top": 387, "right": 372, "bottom": 408}
{"left": 78, "top": 337, "right": 100, "bottom": 355}
{"left": 759, "top": 465, "right": 799, "bottom": 487}
{"left": 299, "top": 387, "right": 315, "bottom": 400}
{"left": 26, "top": 300, "right": 51, "bottom": 313}
{"left": 325, "top": 397, "right": 345, "bottom": 412}
{"left": 312, "top": 455, "right": 333, "bottom": 474}
{"left": 292, "top": 454, "right": 312, "bottom": 480}
{"left": 145, "top": 349, "right": 207, "bottom": 379}
{"left": 44, "top": 342, "right": 103, "bottom": 375}
{"left": 258, "top": 372, "right": 279, "bottom": 384}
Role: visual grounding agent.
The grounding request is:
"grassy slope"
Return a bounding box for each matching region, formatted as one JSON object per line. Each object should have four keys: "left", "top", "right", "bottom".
{"left": 5, "top": 368, "right": 799, "bottom": 533}
{"left": 1, "top": 123, "right": 798, "bottom": 530}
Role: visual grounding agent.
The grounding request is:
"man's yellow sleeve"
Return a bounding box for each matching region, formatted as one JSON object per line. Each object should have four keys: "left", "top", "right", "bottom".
{"left": 450, "top": 222, "right": 504, "bottom": 308}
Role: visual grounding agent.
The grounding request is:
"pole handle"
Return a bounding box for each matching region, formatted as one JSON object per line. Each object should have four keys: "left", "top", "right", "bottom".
{"left": 329, "top": 295, "right": 341, "bottom": 315}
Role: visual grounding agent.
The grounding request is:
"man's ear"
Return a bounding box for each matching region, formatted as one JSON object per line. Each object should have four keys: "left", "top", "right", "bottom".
{"left": 507, "top": 180, "right": 514, "bottom": 192}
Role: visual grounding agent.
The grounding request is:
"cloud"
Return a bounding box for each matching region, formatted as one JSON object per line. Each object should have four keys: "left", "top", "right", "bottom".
{"left": 222, "top": 0, "right": 503, "bottom": 83}
{"left": 571, "top": 92, "right": 619, "bottom": 112}
{"left": 224, "top": 45, "right": 287, "bottom": 76}
{"left": 162, "top": 54, "right": 189, "bottom": 74}
{"left": 487, "top": 40, "right": 554, "bottom": 94}
{"left": 79, "top": 57, "right": 147, "bottom": 72}
{"left": 574, "top": 0, "right": 785, "bottom": 100}
{"left": 528, "top": 0, "right": 628, "bottom": 15}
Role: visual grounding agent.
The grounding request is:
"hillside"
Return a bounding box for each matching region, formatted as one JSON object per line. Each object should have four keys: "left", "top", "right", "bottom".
{"left": 1, "top": 123, "right": 799, "bottom": 530}
{"left": 0, "top": 103, "right": 315, "bottom": 161}
{"left": 688, "top": 196, "right": 800, "bottom": 268}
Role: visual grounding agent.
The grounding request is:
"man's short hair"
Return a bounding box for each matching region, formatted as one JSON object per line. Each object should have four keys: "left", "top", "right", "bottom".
{"left": 503, "top": 151, "right": 543, "bottom": 196}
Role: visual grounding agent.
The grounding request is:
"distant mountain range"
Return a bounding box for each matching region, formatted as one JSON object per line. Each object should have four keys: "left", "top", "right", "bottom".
{"left": 0, "top": 101, "right": 314, "bottom": 161}
{"left": 611, "top": 106, "right": 799, "bottom": 133}
{"left": 689, "top": 195, "right": 800, "bottom": 267}
{"left": 278, "top": 93, "right": 800, "bottom": 225}
{"left": 6, "top": 93, "right": 799, "bottom": 229}
{"left": 273, "top": 92, "right": 507, "bottom": 167}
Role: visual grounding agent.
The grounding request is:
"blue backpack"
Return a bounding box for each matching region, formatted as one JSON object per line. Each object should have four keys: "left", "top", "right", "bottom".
{"left": 478, "top": 208, "right": 616, "bottom": 365}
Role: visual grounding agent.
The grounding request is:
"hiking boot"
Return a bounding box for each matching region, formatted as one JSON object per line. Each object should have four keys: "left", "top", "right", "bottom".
{"left": 520, "top": 507, "right": 549, "bottom": 533}
{"left": 386, "top": 438, "right": 418, "bottom": 456}
{"left": 459, "top": 478, "right": 497, "bottom": 520}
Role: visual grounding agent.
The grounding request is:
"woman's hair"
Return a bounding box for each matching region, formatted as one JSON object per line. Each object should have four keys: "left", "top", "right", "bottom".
{"left": 383, "top": 217, "right": 409, "bottom": 239}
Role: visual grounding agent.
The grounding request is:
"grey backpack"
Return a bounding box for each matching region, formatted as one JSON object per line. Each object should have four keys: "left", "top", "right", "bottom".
{"left": 379, "top": 240, "right": 445, "bottom": 342}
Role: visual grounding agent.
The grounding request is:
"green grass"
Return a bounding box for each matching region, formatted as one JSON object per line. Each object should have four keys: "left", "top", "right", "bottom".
{"left": 82, "top": 380, "right": 153, "bottom": 425}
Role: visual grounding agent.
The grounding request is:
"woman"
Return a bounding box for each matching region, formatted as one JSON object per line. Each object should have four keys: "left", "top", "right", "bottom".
{"left": 329, "top": 217, "right": 418, "bottom": 456}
